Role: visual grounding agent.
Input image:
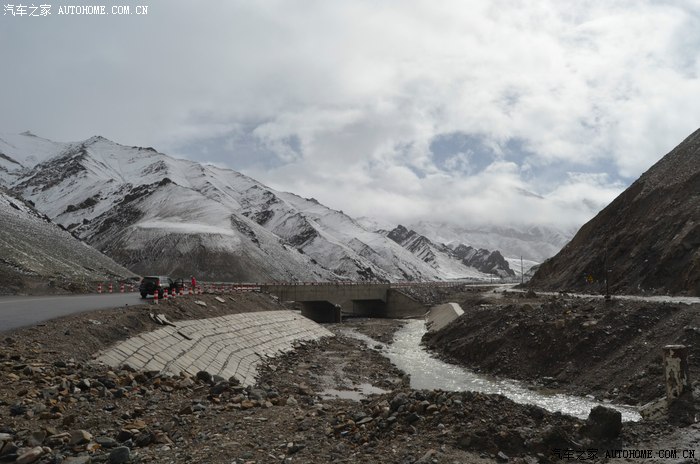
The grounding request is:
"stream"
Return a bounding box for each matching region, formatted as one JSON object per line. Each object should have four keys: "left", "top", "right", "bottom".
{"left": 343, "top": 319, "right": 641, "bottom": 422}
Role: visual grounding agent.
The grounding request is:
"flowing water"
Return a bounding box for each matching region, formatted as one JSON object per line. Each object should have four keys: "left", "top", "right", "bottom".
{"left": 343, "top": 320, "right": 641, "bottom": 422}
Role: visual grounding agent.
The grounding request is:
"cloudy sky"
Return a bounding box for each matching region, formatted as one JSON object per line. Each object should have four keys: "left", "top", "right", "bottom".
{"left": 2, "top": 0, "right": 699, "bottom": 230}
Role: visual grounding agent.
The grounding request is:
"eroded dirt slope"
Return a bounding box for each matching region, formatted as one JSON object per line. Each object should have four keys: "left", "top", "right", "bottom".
{"left": 423, "top": 291, "right": 700, "bottom": 405}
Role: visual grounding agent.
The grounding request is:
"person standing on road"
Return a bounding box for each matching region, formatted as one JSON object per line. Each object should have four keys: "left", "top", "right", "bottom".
{"left": 191, "top": 275, "right": 197, "bottom": 292}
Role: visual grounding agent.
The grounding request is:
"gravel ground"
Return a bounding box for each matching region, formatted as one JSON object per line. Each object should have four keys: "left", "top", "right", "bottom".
{"left": 0, "top": 289, "right": 698, "bottom": 463}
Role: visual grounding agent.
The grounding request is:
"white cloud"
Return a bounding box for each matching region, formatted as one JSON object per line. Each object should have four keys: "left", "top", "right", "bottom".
{"left": 2, "top": 0, "right": 699, "bottom": 229}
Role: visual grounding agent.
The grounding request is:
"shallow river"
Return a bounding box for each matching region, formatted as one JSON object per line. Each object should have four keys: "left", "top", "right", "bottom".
{"left": 343, "top": 320, "right": 641, "bottom": 422}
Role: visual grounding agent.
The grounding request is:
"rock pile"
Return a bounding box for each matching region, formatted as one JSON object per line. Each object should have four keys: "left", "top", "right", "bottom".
{"left": 326, "top": 388, "right": 619, "bottom": 462}
{"left": 0, "top": 352, "right": 298, "bottom": 464}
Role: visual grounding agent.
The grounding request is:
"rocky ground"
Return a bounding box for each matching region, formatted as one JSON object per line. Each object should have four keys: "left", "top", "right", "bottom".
{"left": 422, "top": 288, "right": 700, "bottom": 407}
{"left": 0, "top": 287, "right": 698, "bottom": 463}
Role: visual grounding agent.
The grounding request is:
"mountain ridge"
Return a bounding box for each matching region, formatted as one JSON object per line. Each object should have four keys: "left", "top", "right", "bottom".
{"left": 3, "top": 133, "right": 513, "bottom": 282}
{"left": 386, "top": 225, "right": 514, "bottom": 277}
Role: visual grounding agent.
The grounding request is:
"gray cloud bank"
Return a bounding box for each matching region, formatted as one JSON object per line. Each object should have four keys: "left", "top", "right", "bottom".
{"left": 2, "top": 0, "right": 699, "bottom": 228}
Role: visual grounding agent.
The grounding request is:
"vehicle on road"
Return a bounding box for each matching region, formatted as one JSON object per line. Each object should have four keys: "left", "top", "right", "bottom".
{"left": 139, "top": 276, "right": 184, "bottom": 299}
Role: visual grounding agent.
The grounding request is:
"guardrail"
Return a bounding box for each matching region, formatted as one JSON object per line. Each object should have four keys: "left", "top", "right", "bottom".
{"left": 80, "top": 278, "right": 507, "bottom": 298}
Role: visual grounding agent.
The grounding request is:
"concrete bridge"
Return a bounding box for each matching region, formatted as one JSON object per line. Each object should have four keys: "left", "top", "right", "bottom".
{"left": 259, "top": 283, "right": 427, "bottom": 322}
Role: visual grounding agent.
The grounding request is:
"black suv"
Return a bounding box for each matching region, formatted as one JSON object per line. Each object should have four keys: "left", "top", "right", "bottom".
{"left": 139, "top": 276, "right": 185, "bottom": 298}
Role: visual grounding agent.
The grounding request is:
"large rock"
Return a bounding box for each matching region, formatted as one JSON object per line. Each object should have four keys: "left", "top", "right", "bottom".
{"left": 69, "top": 430, "right": 93, "bottom": 446}
{"left": 15, "top": 447, "right": 45, "bottom": 464}
{"left": 108, "top": 446, "right": 131, "bottom": 464}
{"left": 583, "top": 406, "right": 622, "bottom": 441}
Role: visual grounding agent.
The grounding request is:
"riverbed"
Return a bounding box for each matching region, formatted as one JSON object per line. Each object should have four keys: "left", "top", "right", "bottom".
{"left": 344, "top": 319, "right": 641, "bottom": 421}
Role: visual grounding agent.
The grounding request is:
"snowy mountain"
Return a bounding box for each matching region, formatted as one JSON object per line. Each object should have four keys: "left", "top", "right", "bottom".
{"left": 409, "top": 221, "right": 576, "bottom": 263}
{"left": 386, "top": 225, "right": 514, "bottom": 278}
{"left": 3, "top": 133, "right": 500, "bottom": 282}
{"left": 0, "top": 187, "right": 135, "bottom": 294}
{"left": 0, "top": 131, "right": 69, "bottom": 185}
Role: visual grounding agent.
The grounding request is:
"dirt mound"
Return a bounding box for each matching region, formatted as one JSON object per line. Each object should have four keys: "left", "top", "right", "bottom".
{"left": 528, "top": 128, "right": 700, "bottom": 296}
{"left": 423, "top": 293, "right": 700, "bottom": 405}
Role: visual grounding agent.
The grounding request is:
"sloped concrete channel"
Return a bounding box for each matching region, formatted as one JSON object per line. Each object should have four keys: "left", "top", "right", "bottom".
{"left": 96, "top": 310, "right": 332, "bottom": 386}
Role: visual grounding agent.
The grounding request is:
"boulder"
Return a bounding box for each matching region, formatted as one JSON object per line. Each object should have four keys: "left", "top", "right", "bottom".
{"left": 583, "top": 405, "right": 621, "bottom": 441}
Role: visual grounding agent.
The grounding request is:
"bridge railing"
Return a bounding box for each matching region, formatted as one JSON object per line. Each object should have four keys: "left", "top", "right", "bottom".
{"left": 195, "top": 279, "right": 488, "bottom": 293}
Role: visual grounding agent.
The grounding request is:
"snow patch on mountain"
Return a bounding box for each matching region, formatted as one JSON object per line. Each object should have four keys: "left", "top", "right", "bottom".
{"left": 505, "top": 257, "right": 540, "bottom": 278}
{"left": 0, "top": 132, "right": 69, "bottom": 185}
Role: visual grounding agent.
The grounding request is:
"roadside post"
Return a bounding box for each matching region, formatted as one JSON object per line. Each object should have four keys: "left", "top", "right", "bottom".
{"left": 663, "top": 345, "right": 695, "bottom": 425}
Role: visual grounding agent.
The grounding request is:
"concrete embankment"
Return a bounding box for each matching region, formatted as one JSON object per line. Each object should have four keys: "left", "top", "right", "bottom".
{"left": 425, "top": 302, "right": 464, "bottom": 333}
{"left": 96, "top": 310, "right": 333, "bottom": 386}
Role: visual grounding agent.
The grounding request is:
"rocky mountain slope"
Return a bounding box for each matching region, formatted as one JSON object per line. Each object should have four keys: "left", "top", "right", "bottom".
{"left": 2, "top": 133, "right": 501, "bottom": 282}
{"left": 529, "top": 128, "right": 700, "bottom": 295}
{"left": 410, "top": 221, "right": 575, "bottom": 263}
{"left": 0, "top": 187, "right": 136, "bottom": 294}
{"left": 386, "top": 225, "right": 514, "bottom": 277}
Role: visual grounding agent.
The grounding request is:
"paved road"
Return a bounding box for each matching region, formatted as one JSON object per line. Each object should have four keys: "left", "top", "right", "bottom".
{"left": 494, "top": 285, "right": 700, "bottom": 305}
{"left": 0, "top": 293, "right": 143, "bottom": 332}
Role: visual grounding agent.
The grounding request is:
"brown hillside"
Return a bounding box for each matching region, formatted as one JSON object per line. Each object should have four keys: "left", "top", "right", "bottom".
{"left": 529, "top": 128, "right": 700, "bottom": 295}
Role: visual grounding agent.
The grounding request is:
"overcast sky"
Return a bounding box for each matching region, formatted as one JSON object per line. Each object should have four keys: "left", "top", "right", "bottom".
{"left": 2, "top": 0, "right": 699, "bottom": 230}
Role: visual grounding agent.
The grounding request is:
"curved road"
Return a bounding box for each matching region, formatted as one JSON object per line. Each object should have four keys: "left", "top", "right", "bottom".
{"left": 0, "top": 293, "right": 143, "bottom": 332}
